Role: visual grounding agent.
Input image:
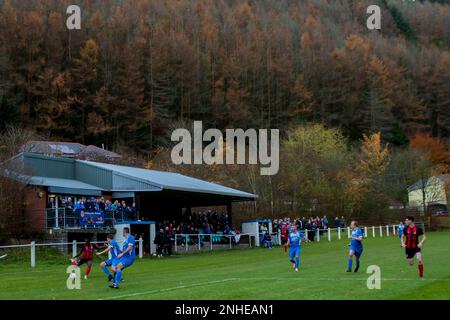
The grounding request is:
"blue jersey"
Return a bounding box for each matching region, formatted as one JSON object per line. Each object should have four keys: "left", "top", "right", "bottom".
{"left": 350, "top": 228, "right": 363, "bottom": 251}
{"left": 108, "top": 240, "right": 121, "bottom": 259}
{"left": 122, "top": 235, "right": 136, "bottom": 259}
{"left": 398, "top": 224, "right": 405, "bottom": 234}
{"left": 288, "top": 231, "right": 304, "bottom": 248}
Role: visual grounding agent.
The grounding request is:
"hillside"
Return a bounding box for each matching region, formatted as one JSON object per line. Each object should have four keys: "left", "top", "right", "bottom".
{"left": 0, "top": 0, "right": 449, "bottom": 152}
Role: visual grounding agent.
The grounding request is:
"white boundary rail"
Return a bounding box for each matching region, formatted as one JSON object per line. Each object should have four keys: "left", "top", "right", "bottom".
{"left": 0, "top": 223, "right": 426, "bottom": 267}
{"left": 0, "top": 238, "right": 144, "bottom": 268}
{"left": 173, "top": 233, "right": 257, "bottom": 252}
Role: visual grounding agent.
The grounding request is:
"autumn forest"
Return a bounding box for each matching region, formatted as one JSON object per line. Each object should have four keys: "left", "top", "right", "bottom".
{"left": 1, "top": 0, "right": 450, "bottom": 226}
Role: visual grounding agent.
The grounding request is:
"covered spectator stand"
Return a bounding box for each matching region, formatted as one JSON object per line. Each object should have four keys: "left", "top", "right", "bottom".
{"left": 114, "top": 221, "right": 156, "bottom": 255}
{"left": 241, "top": 219, "right": 272, "bottom": 247}
{"left": 4, "top": 150, "right": 257, "bottom": 245}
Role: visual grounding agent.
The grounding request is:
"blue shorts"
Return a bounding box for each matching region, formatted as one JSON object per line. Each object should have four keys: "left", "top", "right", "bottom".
{"left": 289, "top": 246, "right": 301, "bottom": 260}
{"left": 349, "top": 247, "right": 363, "bottom": 258}
{"left": 105, "top": 258, "right": 118, "bottom": 267}
{"left": 118, "top": 257, "right": 135, "bottom": 268}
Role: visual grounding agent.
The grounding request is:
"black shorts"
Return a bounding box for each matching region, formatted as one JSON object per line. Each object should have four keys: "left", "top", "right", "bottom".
{"left": 405, "top": 247, "right": 421, "bottom": 259}
{"left": 77, "top": 258, "right": 93, "bottom": 266}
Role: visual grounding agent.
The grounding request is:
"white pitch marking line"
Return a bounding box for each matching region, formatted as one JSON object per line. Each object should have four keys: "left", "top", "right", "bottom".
{"left": 98, "top": 278, "right": 240, "bottom": 300}
{"left": 236, "top": 277, "right": 450, "bottom": 281}
{"left": 0, "top": 270, "right": 53, "bottom": 276}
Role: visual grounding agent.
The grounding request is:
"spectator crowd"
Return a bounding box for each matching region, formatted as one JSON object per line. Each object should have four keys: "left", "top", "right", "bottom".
{"left": 272, "top": 216, "right": 347, "bottom": 242}
{"left": 46, "top": 196, "right": 138, "bottom": 228}
{"left": 46, "top": 196, "right": 352, "bottom": 257}
{"left": 153, "top": 210, "right": 242, "bottom": 255}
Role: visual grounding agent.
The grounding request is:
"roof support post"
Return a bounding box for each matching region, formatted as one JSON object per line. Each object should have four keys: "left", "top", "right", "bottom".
{"left": 227, "top": 202, "right": 232, "bottom": 224}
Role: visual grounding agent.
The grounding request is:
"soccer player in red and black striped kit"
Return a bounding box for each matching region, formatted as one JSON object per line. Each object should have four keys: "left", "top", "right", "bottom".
{"left": 401, "top": 216, "right": 427, "bottom": 278}
{"left": 72, "top": 240, "right": 94, "bottom": 280}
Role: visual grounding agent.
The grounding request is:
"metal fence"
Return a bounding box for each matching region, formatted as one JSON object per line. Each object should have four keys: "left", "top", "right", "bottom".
{"left": 0, "top": 223, "right": 427, "bottom": 267}
{"left": 0, "top": 239, "right": 144, "bottom": 268}
{"left": 173, "top": 233, "right": 258, "bottom": 252}
{"left": 279, "top": 222, "right": 427, "bottom": 242}
{"left": 45, "top": 208, "right": 138, "bottom": 230}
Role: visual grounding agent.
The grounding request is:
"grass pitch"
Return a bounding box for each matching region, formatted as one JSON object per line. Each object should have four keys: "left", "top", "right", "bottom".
{"left": 0, "top": 232, "right": 449, "bottom": 300}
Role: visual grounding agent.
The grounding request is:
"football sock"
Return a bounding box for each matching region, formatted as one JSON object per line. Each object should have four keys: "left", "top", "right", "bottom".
{"left": 101, "top": 266, "right": 110, "bottom": 277}
{"left": 114, "top": 269, "right": 122, "bottom": 285}
{"left": 347, "top": 258, "right": 352, "bottom": 271}
{"left": 418, "top": 263, "right": 424, "bottom": 277}
{"left": 284, "top": 245, "right": 287, "bottom": 253}
{"left": 354, "top": 257, "right": 360, "bottom": 272}
{"left": 295, "top": 257, "right": 299, "bottom": 269}
{"left": 85, "top": 266, "right": 91, "bottom": 277}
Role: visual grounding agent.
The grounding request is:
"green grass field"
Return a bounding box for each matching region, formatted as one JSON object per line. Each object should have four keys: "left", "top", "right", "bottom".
{"left": 1, "top": 232, "right": 450, "bottom": 300}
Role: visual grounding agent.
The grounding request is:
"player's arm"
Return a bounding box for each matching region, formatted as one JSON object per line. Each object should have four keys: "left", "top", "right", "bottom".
{"left": 352, "top": 231, "right": 363, "bottom": 241}
{"left": 118, "top": 243, "right": 133, "bottom": 258}
{"left": 401, "top": 233, "right": 407, "bottom": 248}
{"left": 301, "top": 232, "right": 310, "bottom": 242}
{"left": 418, "top": 231, "right": 426, "bottom": 248}
{"left": 96, "top": 245, "right": 112, "bottom": 256}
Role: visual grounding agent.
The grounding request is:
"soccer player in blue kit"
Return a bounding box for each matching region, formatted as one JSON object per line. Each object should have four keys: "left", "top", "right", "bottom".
{"left": 287, "top": 224, "right": 306, "bottom": 272}
{"left": 109, "top": 227, "right": 135, "bottom": 289}
{"left": 96, "top": 234, "right": 121, "bottom": 282}
{"left": 346, "top": 221, "right": 363, "bottom": 273}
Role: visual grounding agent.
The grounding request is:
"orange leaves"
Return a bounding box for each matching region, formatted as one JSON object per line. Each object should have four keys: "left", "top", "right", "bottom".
{"left": 300, "top": 32, "right": 313, "bottom": 50}
{"left": 345, "top": 34, "right": 371, "bottom": 53}
{"left": 357, "top": 132, "right": 390, "bottom": 178}
{"left": 79, "top": 39, "right": 99, "bottom": 66}
{"left": 290, "top": 76, "right": 314, "bottom": 117}
{"left": 410, "top": 133, "right": 450, "bottom": 174}
{"left": 304, "top": 15, "right": 318, "bottom": 29}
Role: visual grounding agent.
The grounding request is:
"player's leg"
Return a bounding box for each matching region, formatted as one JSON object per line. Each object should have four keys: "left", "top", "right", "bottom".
{"left": 76, "top": 258, "right": 85, "bottom": 267}
{"left": 100, "top": 260, "right": 113, "bottom": 281}
{"left": 406, "top": 249, "right": 414, "bottom": 266}
{"left": 289, "top": 248, "right": 295, "bottom": 269}
{"left": 111, "top": 258, "right": 132, "bottom": 288}
{"left": 347, "top": 250, "right": 354, "bottom": 272}
{"left": 111, "top": 263, "right": 118, "bottom": 282}
{"left": 110, "top": 262, "right": 123, "bottom": 288}
{"left": 116, "top": 257, "right": 133, "bottom": 286}
{"left": 84, "top": 260, "right": 92, "bottom": 279}
{"left": 354, "top": 251, "right": 361, "bottom": 273}
{"left": 415, "top": 251, "right": 424, "bottom": 278}
{"left": 294, "top": 247, "right": 300, "bottom": 271}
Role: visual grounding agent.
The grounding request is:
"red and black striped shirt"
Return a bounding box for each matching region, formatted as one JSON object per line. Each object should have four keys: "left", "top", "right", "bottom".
{"left": 403, "top": 225, "right": 424, "bottom": 249}
{"left": 80, "top": 244, "right": 94, "bottom": 260}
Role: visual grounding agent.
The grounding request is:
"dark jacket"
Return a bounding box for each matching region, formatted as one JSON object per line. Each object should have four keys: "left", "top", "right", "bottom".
{"left": 154, "top": 232, "right": 165, "bottom": 246}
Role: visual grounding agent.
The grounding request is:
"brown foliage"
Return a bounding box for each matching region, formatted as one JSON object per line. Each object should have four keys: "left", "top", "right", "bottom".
{"left": 410, "top": 133, "right": 450, "bottom": 174}
{"left": 0, "top": 0, "right": 449, "bottom": 150}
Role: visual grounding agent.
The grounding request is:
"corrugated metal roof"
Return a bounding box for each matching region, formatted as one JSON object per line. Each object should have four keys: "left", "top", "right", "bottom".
{"left": 7, "top": 152, "right": 257, "bottom": 200}
{"left": 20, "top": 141, "right": 121, "bottom": 160}
{"left": 79, "top": 160, "right": 257, "bottom": 199}
{"left": 25, "top": 176, "right": 103, "bottom": 196}
{"left": 21, "top": 141, "right": 86, "bottom": 156}
{"left": 28, "top": 176, "right": 103, "bottom": 190}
